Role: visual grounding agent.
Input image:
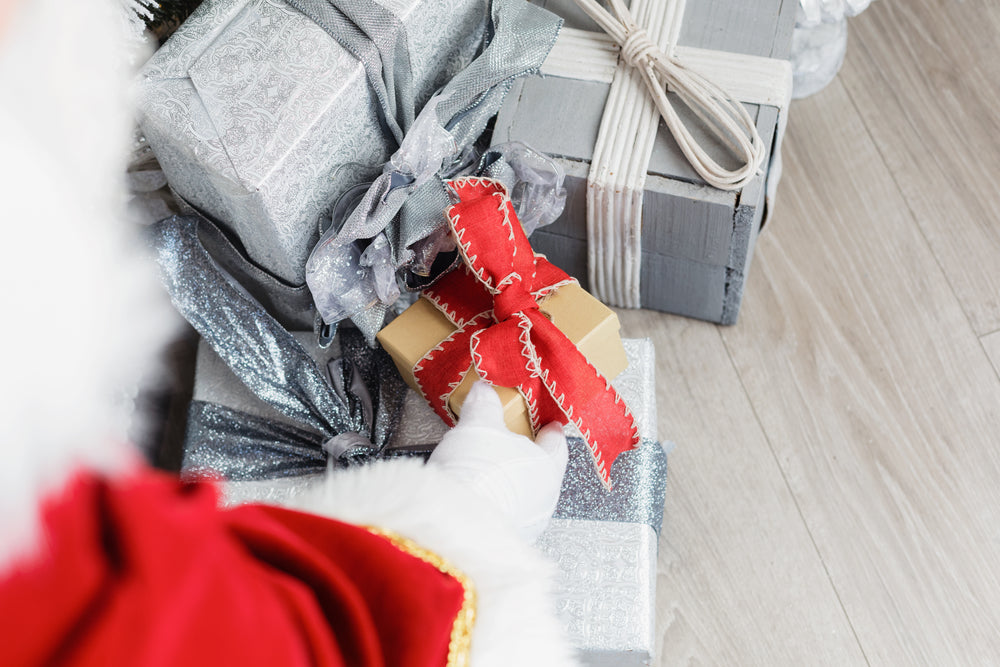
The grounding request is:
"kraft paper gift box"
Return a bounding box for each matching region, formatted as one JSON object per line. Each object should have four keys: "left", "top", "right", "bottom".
{"left": 376, "top": 282, "right": 628, "bottom": 439}
{"left": 491, "top": 0, "right": 796, "bottom": 324}
{"left": 187, "top": 333, "right": 668, "bottom": 666}
{"left": 136, "top": 0, "right": 489, "bottom": 285}
{"left": 375, "top": 176, "right": 636, "bottom": 461}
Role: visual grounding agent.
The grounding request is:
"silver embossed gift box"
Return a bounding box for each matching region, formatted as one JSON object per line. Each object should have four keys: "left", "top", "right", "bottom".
{"left": 136, "top": 0, "right": 488, "bottom": 284}
{"left": 538, "top": 340, "right": 666, "bottom": 667}
{"left": 492, "top": 0, "right": 796, "bottom": 324}
{"left": 186, "top": 333, "right": 668, "bottom": 666}
{"left": 388, "top": 341, "right": 667, "bottom": 666}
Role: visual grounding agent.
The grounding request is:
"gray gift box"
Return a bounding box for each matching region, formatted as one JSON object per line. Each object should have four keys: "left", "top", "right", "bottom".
{"left": 491, "top": 0, "right": 796, "bottom": 324}
{"left": 190, "top": 335, "right": 668, "bottom": 666}
{"left": 136, "top": 0, "right": 488, "bottom": 284}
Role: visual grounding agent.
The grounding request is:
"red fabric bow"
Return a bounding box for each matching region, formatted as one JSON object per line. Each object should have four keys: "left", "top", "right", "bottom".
{"left": 416, "top": 177, "right": 639, "bottom": 487}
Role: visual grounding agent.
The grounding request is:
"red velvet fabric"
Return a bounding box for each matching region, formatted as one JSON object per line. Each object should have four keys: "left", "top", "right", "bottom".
{"left": 0, "top": 468, "right": 466, "bottom": 667}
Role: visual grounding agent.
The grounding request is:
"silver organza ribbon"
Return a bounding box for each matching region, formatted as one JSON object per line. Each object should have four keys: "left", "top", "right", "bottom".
{"left": 303, "top": 0, "right": 562, "bottom": 341}
{"left": 152, "top": 215, "right": 408, "bottom": 480}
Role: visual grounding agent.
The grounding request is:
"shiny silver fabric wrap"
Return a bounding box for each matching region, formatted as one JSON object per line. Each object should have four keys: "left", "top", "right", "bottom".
{"left": 152, "top": 215, "right": 407, "bottom": 477}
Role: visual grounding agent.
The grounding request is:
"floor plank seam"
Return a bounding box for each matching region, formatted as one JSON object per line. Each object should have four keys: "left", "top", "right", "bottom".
{"left": 840, "top": 27, "right": 985, "bottom": 341}
{"left": 977, "top": 337, "right": 1000, "bottom": 385}
{"left": 716, "top": 324, "right": 873, "bottom": 666}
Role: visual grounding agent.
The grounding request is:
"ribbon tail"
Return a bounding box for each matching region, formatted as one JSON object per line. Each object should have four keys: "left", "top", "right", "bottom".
{"left": 286, "top": 0, "right": 415, "bottom": 144}
{"left": 470, "top": 316, "right": 555, "bottom": 434}
{"left": 527, "top": 313, "right": 639, "bottom": 489}
{"left": 412, "top": 316, "right": 490, "bottom": 427}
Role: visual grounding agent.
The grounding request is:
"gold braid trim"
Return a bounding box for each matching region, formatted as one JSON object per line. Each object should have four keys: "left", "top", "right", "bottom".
{"left": 365, "top": 527, "right": 476, "bottom": 667}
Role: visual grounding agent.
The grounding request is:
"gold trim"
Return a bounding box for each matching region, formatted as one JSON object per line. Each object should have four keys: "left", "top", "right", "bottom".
{"left": 366, "top": 527, "right": 476, "bottom": 667}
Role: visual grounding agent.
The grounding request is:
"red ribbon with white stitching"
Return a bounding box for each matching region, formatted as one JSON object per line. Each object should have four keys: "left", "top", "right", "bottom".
{"left": 414, "top": 177, "right": 639, "bottom": 488}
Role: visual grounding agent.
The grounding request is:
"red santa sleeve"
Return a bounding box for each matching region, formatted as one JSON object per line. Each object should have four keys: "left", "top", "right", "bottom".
{"left": 229, "top": 457, "right": 578, "bottom": 667}
{"left": 0, "top": 461, "right": 576, "bottom": 667}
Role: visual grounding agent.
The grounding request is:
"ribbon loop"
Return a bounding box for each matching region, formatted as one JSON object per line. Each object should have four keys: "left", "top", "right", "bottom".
{"left": 304, "top": 0, "right": 563, "bottom": 342}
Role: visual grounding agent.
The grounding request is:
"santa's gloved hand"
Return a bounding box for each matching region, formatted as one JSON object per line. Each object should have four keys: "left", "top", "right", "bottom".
{"left": 429, "top": 381, "right": 568, "bottom": 542}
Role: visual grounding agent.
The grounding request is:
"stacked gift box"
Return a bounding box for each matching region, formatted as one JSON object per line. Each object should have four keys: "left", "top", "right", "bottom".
{"left": 137, "top": 0, "right": 797, "bottom": 663}
{"left": 189, "top": 330, "right": 667, "bottom": 665}
{"left": 137, "top": 0, "right": 489, "bottom": 285}
{"left": 493, "top": 0, "right": 795, "bottom": 324}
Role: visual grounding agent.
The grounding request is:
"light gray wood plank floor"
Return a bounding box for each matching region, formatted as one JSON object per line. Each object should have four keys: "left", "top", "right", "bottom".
{"left": 640, "top": 1, "right": 1000, "bottom": 664}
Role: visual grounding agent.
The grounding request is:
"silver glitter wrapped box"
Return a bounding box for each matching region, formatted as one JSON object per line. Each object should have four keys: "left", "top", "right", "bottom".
{"left": 187, "top": 335, "right": 667, "bottom": 666}
{"left": 136, "top": 0, "right": 488, "bottom": 284}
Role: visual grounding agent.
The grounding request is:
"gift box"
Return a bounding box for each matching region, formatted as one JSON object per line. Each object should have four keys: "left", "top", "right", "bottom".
{"left": 491, "top": 0, "right": 796, "bottom": 324}
{"left": 376, "top": 177, "right": 638, "bottom": 487}
{"left": 188, "top": 333, "right": 667, "bottom": 666}
{"left": 375, "top": 339, "right": 669, "bottom": 666}
{"left": 136, "top": 0, "right": 489, "bottom": 285}
{"left": 377, "top": 283, "right": 627, "bottom": 439}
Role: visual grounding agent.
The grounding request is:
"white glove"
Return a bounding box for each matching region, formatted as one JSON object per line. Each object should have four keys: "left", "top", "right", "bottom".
{"left": 429, "top": 381, "right": 569, "bottom": 542}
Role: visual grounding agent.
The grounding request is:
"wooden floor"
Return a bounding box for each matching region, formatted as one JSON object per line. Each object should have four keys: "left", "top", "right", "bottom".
{"left": 634, "top": 0, "right": 1000, "bottom": 663}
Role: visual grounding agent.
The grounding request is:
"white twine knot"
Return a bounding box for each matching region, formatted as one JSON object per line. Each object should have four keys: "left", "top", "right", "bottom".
{"left": 620, "top": 24, "right": 660, "bottom": 67}
{"left": 572, "top": 0, "right": 766, "bottom": 190}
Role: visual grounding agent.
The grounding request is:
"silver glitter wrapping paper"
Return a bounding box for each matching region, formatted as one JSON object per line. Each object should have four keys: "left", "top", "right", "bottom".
{"left": 137, "top": 0, "right": 488, "bottom": 284}
{"left": 555, "top": 437, "right": 666, "bottom": 534}
{"left": 156, "top": 214, "right": 409, "bottom": 480}
{"left": 196, "top": 336, "right": 657, "bottom": 446}
{"left": 198, "top": 337, "right": 662, "bottom": 494}
{"left": 192, "top": 331, "right": 342, "bottom": 425}
{"left": 536, "top": 519, "right": 657, "bottom": 666}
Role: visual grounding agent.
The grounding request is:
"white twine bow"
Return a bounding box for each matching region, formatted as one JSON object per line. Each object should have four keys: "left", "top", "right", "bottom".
{"left": 571, "top": 0, "right": 766, "bottom": 190}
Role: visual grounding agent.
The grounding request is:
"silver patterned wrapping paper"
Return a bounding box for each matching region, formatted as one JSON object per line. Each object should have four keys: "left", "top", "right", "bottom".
{"left": 137, "top": 0, "right": 488, "bottom": 284}
{"left": 536, "top": 519, "right": 657, "bottom": 666}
